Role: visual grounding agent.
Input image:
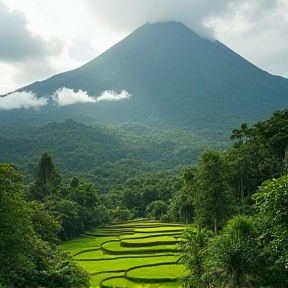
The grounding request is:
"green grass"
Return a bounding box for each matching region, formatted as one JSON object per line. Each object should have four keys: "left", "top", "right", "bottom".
{"left": 121, "top": 232, "right": 183, "bottom": 239}
{"left": 101, "top": 277, "right": 183, "bottom": 288}
{"left": 74, "top": 249, "right": 110, "bottom": 260}
{"left": 106, "top": 220, "right": 185, "bottom": 228}
{"left": 134, "top": 227, "right": 185, "bottom": 233}
{"left": 75, "top": 250, "right": 179, "bottom": 260}
{"left": 102, "top": 240, "right": 179, "bottom": 253}
{"left": 122, "top": 235, "right": 178, "bottom": 244}
{"left": 77, "top": 256, "right": 180, "bottom": 274}
{"left": 84, "top": 227, "right": 133, "bottom": 236}
{"left": 59, "top": 236, "right": 116, "bottom": 255}
{"left": 89, "top": 272, "right": 124, "bottom": 288}
{"left": 127, "top": 264, "right": 189, "bottom": 279}
{"left": 59, "top": 220, "right": 187, "bottom": 287}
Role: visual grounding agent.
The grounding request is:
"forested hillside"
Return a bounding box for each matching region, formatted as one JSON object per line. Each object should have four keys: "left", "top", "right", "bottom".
{"left": 1, "top": 108, "right": 288, "bottom": 287}
{"left": 0, "top": 119, "right": 226, "bottom": 191}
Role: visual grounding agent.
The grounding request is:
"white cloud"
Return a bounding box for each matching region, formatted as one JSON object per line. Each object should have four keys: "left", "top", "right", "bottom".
{"left": 0, "top": 88, "right": 132, "bottom": 109}
{"left": 53, "top": 88, "right": 131, "bottom": 106}
{"left": 53, "top": 87, "right": 96, "bottom": 106}
{"left": 83, "top": 0, "right": 227, "bottom": 39}
{"left": 96, "top": 90, "right": 131, "bottom": 102}
{"left": 0, "top": 91, "right": 47, "bottom": 110}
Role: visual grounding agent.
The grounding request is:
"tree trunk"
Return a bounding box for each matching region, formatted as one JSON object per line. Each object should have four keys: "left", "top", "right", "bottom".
{"left": 214, "top": 212, "right": 218, "bottom": 234}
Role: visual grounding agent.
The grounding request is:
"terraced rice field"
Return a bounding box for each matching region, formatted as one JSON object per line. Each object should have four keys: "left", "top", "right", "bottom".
{"left": 59, "top": 219, "right": 189, "bottom": 288}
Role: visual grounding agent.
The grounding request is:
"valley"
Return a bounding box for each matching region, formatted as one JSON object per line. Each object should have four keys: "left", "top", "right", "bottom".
{"left": 1, "top": 19, "right": 288, "bottom": 288}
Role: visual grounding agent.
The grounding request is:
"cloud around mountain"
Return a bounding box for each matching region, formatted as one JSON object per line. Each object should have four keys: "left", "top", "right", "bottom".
{"left": 0, "top": 91, "right": 48, "bottom": 110}
{"left": 0, "top": 88, "right": 131, "bottom": 110}
{"left": 53, "top": 88, "right": 131, "bottom": 106}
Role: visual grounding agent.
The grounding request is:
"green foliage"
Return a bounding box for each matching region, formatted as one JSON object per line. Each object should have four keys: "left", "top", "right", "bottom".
{"left": 0, "top": 121, "right": 208, "bottom": 192}
{"left": 25, "top": 152, "right": 110, "bottom": 240}
{"left": 0, "top": 163, "right": 89, "bottom": 288}
{"left": 1, "top": 101, "right": 288, "bottom": 287}
{"left": 230, "top": 109, "right": 288, "bottom": 197}
{"left": 38, "top": 249, "right": 89, "bottom": 288}
{"left": 204, "top": 216, "right": 260, "bottom": 288}
{"left": 105, "top": 171, "right": 183, "bottom": 219}
{"left": 0, "top": 164, "right": 39, "bottom": 286}
{"left": 191, "top": 151, "right": 236, "bottom": 233}
{"left": 29, "top": 201, "right": 61, "bottom": 246}
{"left": 110, "top": 206, "right": 132, "bottom": 222}
{"left": 52, "top": 199, "right": 84, "bottom": 240}
{"left": 180, "top": 227, "right": 211, "bottom": 287}
{"left": 181, "top": 216, "right": 260, "bottom": 288}
{"left": 166, "top": 187, "right": 194, "bottom": 223}
{"left": 27, "top": 151, "right": 62, "bottom": 202}
{"left": 146, "top": 200, "right": 168, "bottom": 220}
{"left": 252, "top": 175, "right": 288, "bottom": 287}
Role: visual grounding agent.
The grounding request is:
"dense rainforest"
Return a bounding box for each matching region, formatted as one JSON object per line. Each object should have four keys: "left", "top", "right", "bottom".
{"left": 0, "top": 108, "right": 288, "bottom": 287}
{"left": 0, "top": 119, "right": 228, "bottom": 190}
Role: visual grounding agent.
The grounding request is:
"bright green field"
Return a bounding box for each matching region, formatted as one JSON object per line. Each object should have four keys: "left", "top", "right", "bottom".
{"left": 101, "top": 278, "right": 183, "bottom": 288}
{"left": 102, "top": 240, "right": 179, "bottom": 253}
{"left": 59, "top": 236, "right": 116, "bottom": 255}
{"left": 74, "top": 249, "right": 112, "bottom": 260}
{"left": 77, "top": 255, "right": 180, "bottom": 274}
{"left": 75, "top": 249, "right": 178, "bottom": 260}
{"left": 121, "top": 232, "right": 183, "bottom": 239}
{"left": 134, "top": 227, "right": 185, "bottom": 233}
{"left": 89, "top": 272, "right": 124, "bottom": 288}
{"left": 59, "top": 219, "right": 188, "bottom": 288}
{"left": 121, "top": 235, "right": 178, "bottom": 244}
{"left": 58, "top": 236, "right": 98, "bottom": 255}
{"left": 127, "top": 264, "right": 189, "bottom": 279}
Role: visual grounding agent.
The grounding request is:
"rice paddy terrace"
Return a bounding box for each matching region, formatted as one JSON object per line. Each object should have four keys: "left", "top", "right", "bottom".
{"left": 59, "top": 219, "right": 189, "bottom": 288}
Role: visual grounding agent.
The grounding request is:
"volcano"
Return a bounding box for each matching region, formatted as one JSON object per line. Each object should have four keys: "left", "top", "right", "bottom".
{"left": 2, "top": 21, "right": 288, "bottom": 133}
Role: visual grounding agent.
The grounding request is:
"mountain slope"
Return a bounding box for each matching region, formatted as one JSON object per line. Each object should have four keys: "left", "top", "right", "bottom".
{"left": 3, "top": 21, "right": 288, "bottom": 133}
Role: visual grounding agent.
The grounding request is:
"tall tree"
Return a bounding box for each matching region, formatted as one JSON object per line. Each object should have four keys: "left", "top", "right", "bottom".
{"left": 28, "top": 152, "right": 62, "bottom": 202}
{"left": 192, "top": 151, "right": 235, "bottom": 234}
{"left": 230, "top": 109, "right": 288, "bottom": 197}
{"left": 166, "top": 188, "right": 194, "bottom": 223}
{"left": 0, "top": 164, "right": 38, "bottom": 286}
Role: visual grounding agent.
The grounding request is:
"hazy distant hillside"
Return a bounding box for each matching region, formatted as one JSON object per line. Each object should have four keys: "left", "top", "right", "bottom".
{"left": 0, "top": 120, "right": 222, "bottom": 190}
{"left": 2, "top": 21, "right": 288, "bottom": 136}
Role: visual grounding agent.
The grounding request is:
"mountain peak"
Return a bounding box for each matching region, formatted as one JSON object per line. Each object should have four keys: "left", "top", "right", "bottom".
{"left": 129, "top": 20, "right": 203, "bottom": 41}
{"left": 4, "top": 21, "right": 288, "bottom": 133}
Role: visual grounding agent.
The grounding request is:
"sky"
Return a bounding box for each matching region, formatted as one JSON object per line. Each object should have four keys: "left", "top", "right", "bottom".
{"left": 1, "top": 0, "right": 288, "bottom": 95}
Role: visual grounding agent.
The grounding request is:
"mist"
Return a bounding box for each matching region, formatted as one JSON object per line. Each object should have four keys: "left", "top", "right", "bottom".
{"left": 84, "top": 0, "right": 237, "bottom": 39}
{"left": 0, "top": 88, "right": 131, "bottom": 110}
{"left": 96, "top": 90, "right": 131, "bottom": 102}
{"left": 53, "top": 88, "right": 131, "bottom": 105}
{"left": 53, "top": 88, "right": 96, "bottom": 106}
{"left": 0, "top": 91, "right": 47, "bottom": 110}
